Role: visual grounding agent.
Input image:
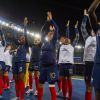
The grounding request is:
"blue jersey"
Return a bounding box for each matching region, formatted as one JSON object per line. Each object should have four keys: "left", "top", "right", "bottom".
{"left": 30, "top": 44, "right": 41, "bottom": 63}
{"left": 15, "top": 44, "right": 29, "bottom": 62}
{"left": 40, "top": 19, "right": 59, "bottom": 65}
{"left": 94, "top": 24, "right": 100, "bottom": 64}
{"left": 14, "top": 25, "right": 29, "bottom": 62}
{"left": 40, "top": 41, "right": 56, "bottom": 65}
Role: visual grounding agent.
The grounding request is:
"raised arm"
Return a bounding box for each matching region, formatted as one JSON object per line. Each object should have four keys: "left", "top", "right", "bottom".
{"left": 89, "top": 12, "right": 99, "bottom": 33}
{"left": 88, "top": 0, "right": 100, "bottom": 15}
{"left": 88, "top": 0, "right": 100, "bottom": 33}
{"left": 49, "top": 12, "right": 59, "bottom": 44}
{"left": 0, "top": 30, "right": 6, "bottom": 46}
{"left": 24, "top": 17, "right": 29, "bottom": 44}
{"left": 66, "top": 20, "right": 70, "bottom": 38}
{"left": 81, "top": 10, "right": 89, "bottom": 41}
{"left": 72, "top": 21, "right": 80, "bottom": 47}
{"left": 40, "top": 12, "right": 52, "bottom": 42}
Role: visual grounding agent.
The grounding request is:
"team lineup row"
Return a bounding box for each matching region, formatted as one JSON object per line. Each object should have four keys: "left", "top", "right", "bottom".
{"left": 0, "top": 0, "right": 100, "bottom": 100}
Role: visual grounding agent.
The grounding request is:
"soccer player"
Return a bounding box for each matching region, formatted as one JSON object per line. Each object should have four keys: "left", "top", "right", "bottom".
{"left": 12, "top": 17, "right": 29, "bottom": 100}
{"left": 38, "top": 11, "right": 59, "bottom": 100}
{"left": 0, "top": 30, "right": 6, "bottom": 97}
{"left": 58, "top": 20, "right": 79, "bottom": 100}
{"left": 81, "top": 9, "right": 96, "bottom": 100}
{"left": 26, "top": 34, "right": 41, "bottom": 96}
{"left": 3, "top": 44, "right": 12, "bottom": 90}
{"left": 88, "top": 0, "right": 100, "bottom": 100}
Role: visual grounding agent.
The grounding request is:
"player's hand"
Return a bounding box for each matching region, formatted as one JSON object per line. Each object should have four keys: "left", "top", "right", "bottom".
{"left": 66, "top": 20, "right": 70, "bottom": 27}
{"left": 47, "top": 11, "right": 50, "bottom": 21}
{"left": 75, "top": 20, "right": 78, "bottom": 28}
{"left": 47, "top": 11, "right": 52, "bottom": 21}
{"left": 49, "top": 25, "right": 55, "bottom": 31}
{"left": 24, "top": 17, "right": 28, "bottom": 26}
{"left": 49, "top": 12, "right": 52, "bottom": 20}
{"left": 84, "top": 9, "right": 89, "bottom": 16}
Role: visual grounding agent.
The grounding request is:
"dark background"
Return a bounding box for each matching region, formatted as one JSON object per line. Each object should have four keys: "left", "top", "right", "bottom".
{"left": 0, "top": 0, "right": 100, "bottom": 41}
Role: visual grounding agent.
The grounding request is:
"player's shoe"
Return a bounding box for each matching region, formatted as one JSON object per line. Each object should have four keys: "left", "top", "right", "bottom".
{"left": 56, "top": 89, "right": 62, "bottom": 96}
{"left": 25, "top": 89, "right": 33, "bottom": 95}
{"left": 34, "top": 90, "right": 38, "bottom": 96}
{"left": 11, "top": 97, "right": 19, "bottom": 100}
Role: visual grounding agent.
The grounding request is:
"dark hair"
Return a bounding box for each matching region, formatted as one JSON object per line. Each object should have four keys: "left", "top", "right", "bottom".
{"left": 18, "top": 34, "right": 25, "bottom": 39}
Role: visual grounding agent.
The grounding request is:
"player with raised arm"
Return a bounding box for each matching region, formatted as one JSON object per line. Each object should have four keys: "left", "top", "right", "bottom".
{"left": 81, "top": 9, "right": 96, "bottom": 100}
{"left": 58, "top": 20, "right": 79, "bottom": 100}
{"left": 38, "top": 11, "right": 59, "bottom": 100}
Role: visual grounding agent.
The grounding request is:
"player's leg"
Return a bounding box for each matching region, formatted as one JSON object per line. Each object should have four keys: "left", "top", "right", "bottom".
{"left": 38, "top": 66, "right": 47, "bottom": 100}
{"left": 13, "top": 63, "right": 20, "bottom": 99}
{"left": 14, "top": 74, "right": 19, "bottom": 99}
{"left": 67, "top": 64, "right": 73, "bottom": 100}
{"left": 92, "top": 64, "right": 100, "bottom": 100}
{"left": 25, "top": 63, "right": 29, "bottom": 88}
{"left": 3, "top": 65, "right": 10, "bottom": 89}
{"left": 38, "top": 83, "right": 44, "bottom": 100}
{"left": 57, "top": 77, "right": 62, "bottom": 96}
{"left": 84, "top": 62, "right": 93, "bottom": 100}
{"left": 67, "top": 76, "right": 72, "bottom": 100}
{"left": 88, "top": 0, "right": 100, "bottom": 15}
{"left": 0, "top": 62, "right": 4, "bottom": 96}
{"left": 18, "top": 62, "right": 26, "bottom": 100}
{"left": 34, "top": 70, "right": 39, "bottom": 96}
{"left": 61, "top": 76, "right": 68, "bottom": 99}
{"left": 3, "top": 71, "right": 9, "bottom": 89}
{"left": 19, "top": 72, "right": 25, "bottom": 100}
{"left": 59, "top": 64, "right": 68, "bottom": 99}
{"left": 49, "top": 84, "right": 57, "bottom": 100}
{"left": 48, "top": 65, "right": 59, "bottom": 100}
{"left": 57, "top": 64, "right": 62, "bottom": 96}
{"left": 25, "top": 63, "right": 34, "bottom": 95}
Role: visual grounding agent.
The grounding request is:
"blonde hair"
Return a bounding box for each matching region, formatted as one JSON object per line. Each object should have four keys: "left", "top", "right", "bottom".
{"left": 65, "top": 38, "right": 71, "bottom": 45}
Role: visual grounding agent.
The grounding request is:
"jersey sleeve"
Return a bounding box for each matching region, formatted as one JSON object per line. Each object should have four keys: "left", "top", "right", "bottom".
{"left": 81, "top": 15, "right": 89, "bottom": 41}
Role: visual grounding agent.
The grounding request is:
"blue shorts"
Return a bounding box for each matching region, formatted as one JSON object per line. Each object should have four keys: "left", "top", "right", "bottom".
{"left": 59, "top": 63, "right": 73, "bottom": 77}
{"left": 13, "top": 62, "right": 26, "bottom": 74}
{"left": 39, "top": 64, "right": 59, "bottom": 84}
{"left": 29, "top": 62, "right": 39, "bottom": 71}
{"left": 0, "top": 61, "right": 5, "bottom": 71}
{"left": 4, "top": 65, "right": 10, "bottom": 72}
{"left": 92, "top": 63, "right": 100, "bottom": 89}
{"left": 84, "top": 61, "right": 94, "bottom": 82}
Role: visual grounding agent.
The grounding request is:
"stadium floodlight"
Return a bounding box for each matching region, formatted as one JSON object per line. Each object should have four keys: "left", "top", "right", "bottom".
{"left": 45, "top": 36, "right": 48, "bottom": 41}
{"left": 2, "top": 21, "right": 6, "bottom": 26}
{"left": 0, "top": 20, "right": 2, "bottom": 23}
{"left": 27, "top": 30, "right": 30, "bottom": 34}
{"left": 75, "top": 45, "right": 82, "bottom": 49}
{"left": 30, "top": 32, "right": 34, "bottom": 36}
{"left": 0, "top": 17, "right": 40, "bottom": 39}
{"left": 17, "top": 27, "right": 22, "bottom": 32}
{"left": 5, "top": 23, "right": 9, "bottom": 27}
